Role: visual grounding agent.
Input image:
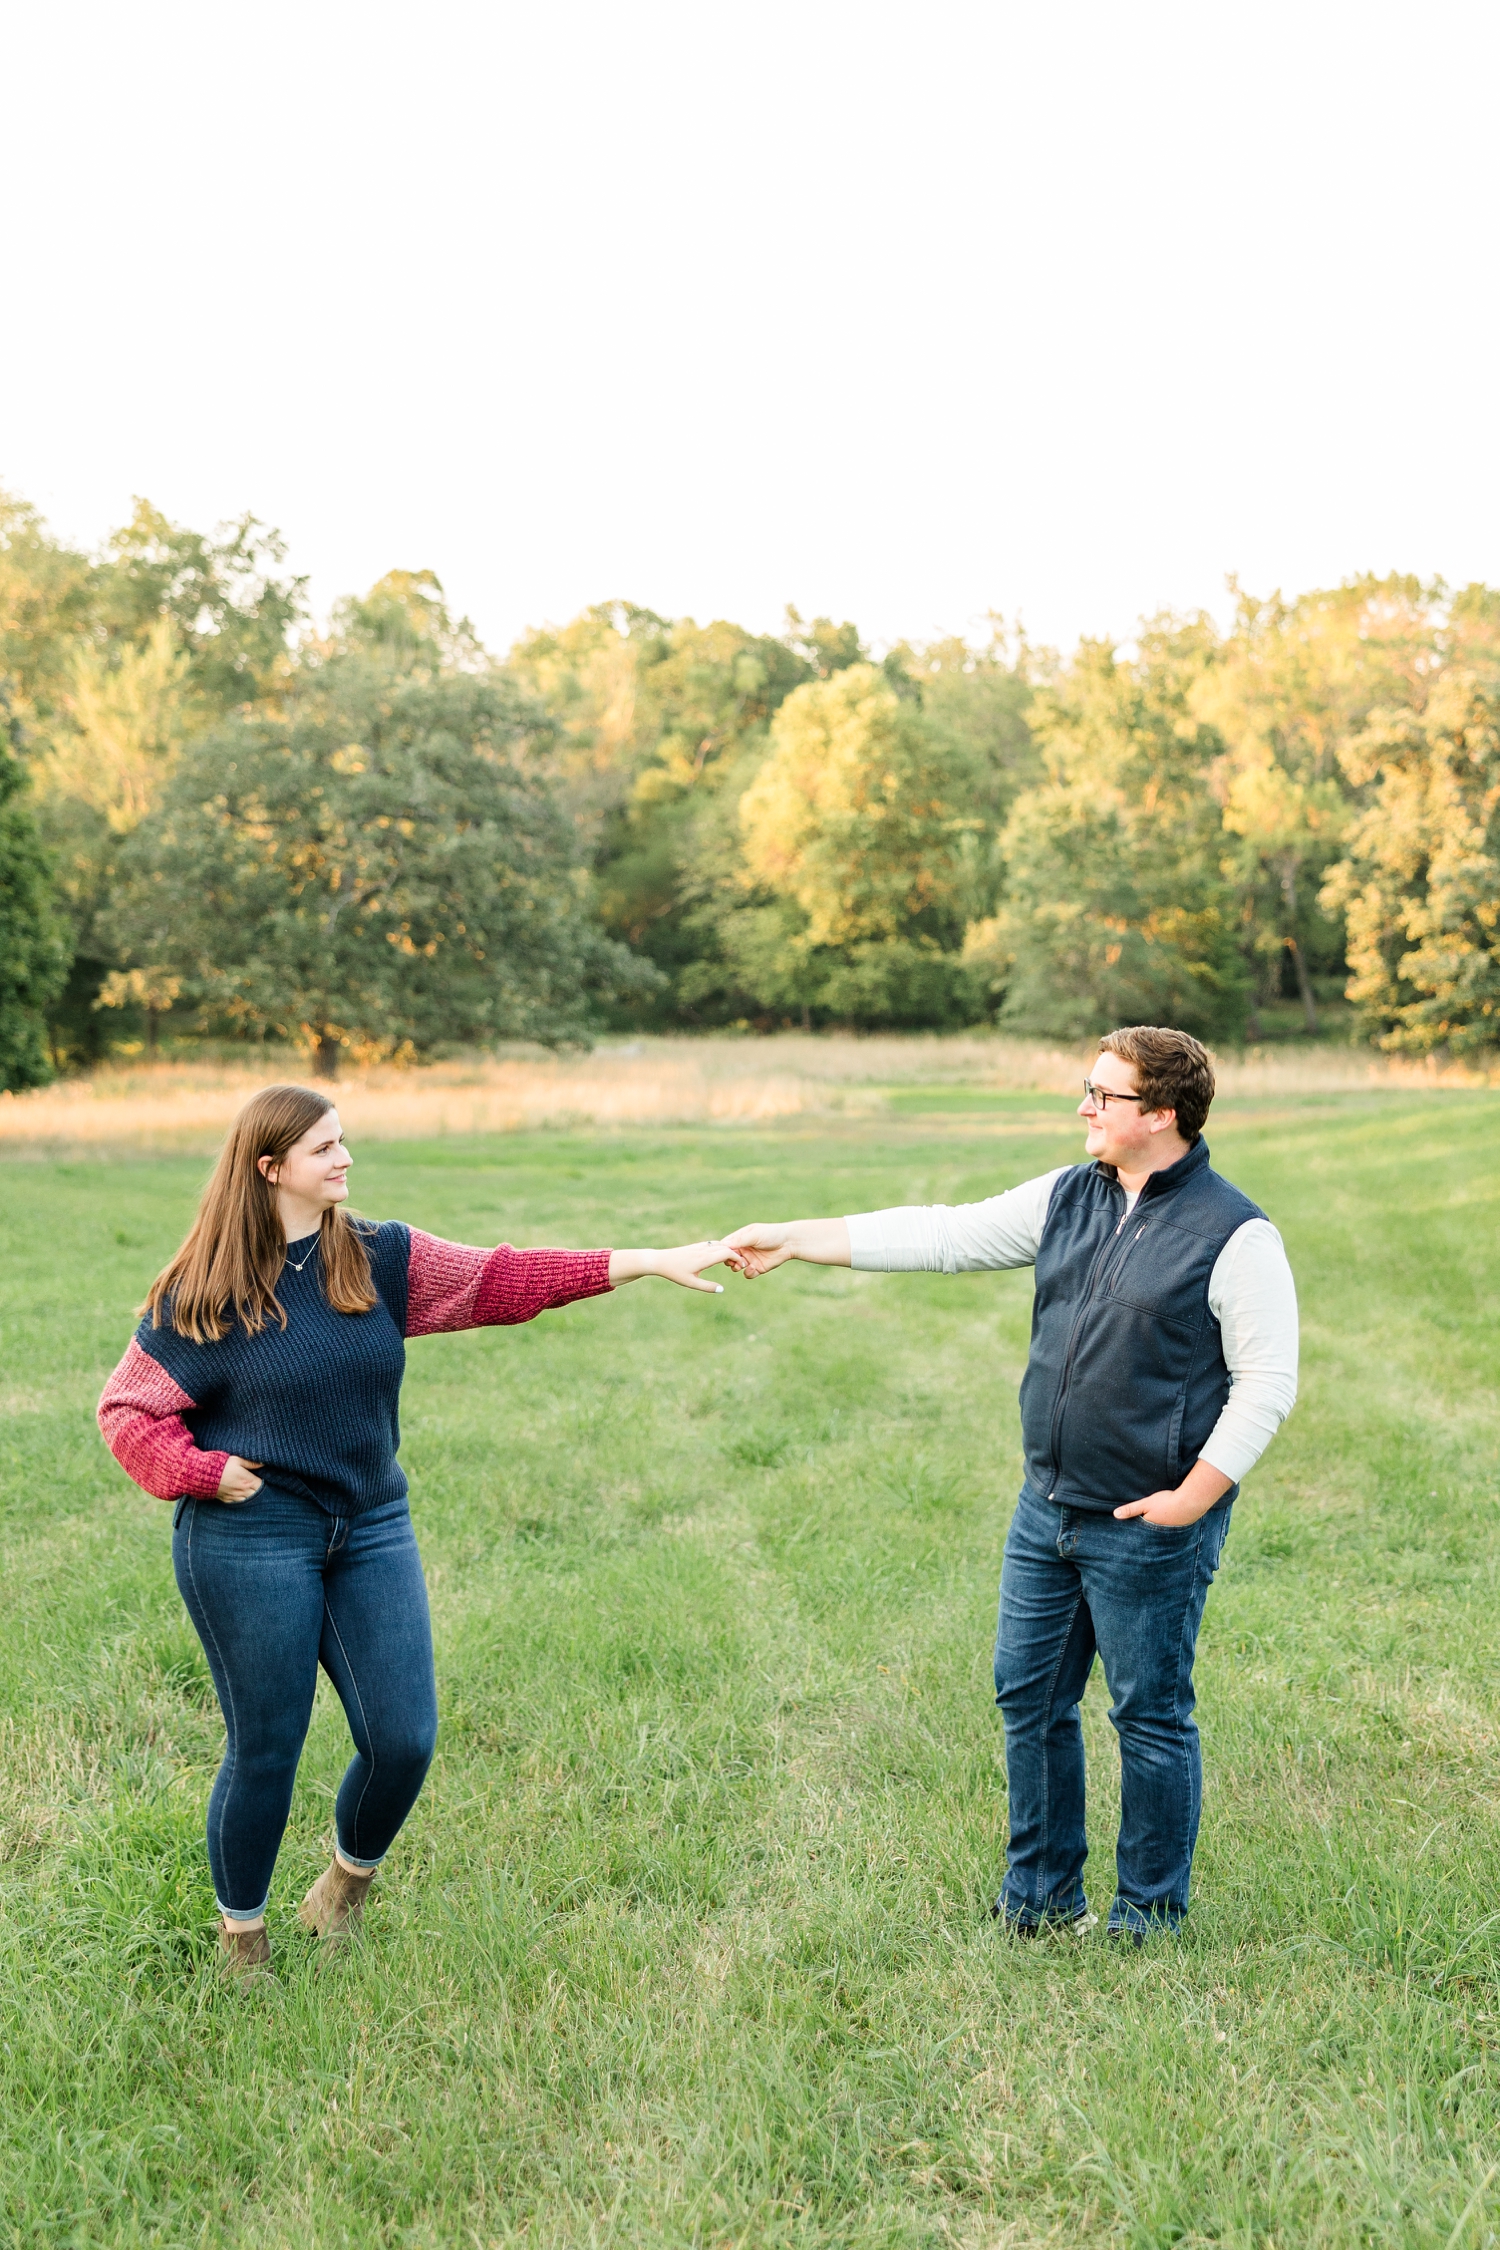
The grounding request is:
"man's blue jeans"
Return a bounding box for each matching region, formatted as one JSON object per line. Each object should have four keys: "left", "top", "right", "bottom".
{"left": 173, "top": 1485, "right": 438, "bottom": 1920}
{"left": 992, "top": 1484, "right": 1233, "bottom": 1935}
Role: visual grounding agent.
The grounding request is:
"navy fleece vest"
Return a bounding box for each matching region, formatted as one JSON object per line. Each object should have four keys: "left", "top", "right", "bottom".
{"left": 1018, "top": 1139, "right": 1264, "bottom": 1511}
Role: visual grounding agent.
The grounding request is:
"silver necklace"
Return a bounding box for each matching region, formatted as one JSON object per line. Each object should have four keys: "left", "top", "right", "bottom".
{"left": 285, "top": 1237, "right": 318, "bottom": 1272}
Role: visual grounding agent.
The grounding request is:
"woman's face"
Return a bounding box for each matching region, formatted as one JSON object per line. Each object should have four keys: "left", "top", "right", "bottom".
{"left": 258, "top": 1110, "right": 351, "bottom": 1213}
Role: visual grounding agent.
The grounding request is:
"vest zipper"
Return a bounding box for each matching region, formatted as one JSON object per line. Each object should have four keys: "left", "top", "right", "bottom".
{"left": 1045, "top": 1188, "right": 1137, "bottom": 1494}
{"left": 1113, "top": 1222, "right": 1149, "bottom": 1274}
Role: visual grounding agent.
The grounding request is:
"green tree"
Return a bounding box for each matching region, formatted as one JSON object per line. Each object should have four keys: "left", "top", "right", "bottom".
{"left": 0, "top": 705, "right": 70, "bottom": 1088}
{"left": 332, "top": 569, "right": 488, "bottom": 673}
{"left": 1193, "top": 576, "right": 1448, "bottom": 1033}
{"left": 885, "top": 621, "right": 1040, "bottom": 960}
{"left": 92, "top": 499, "right": 305, "bottom": 708}
{"left": 101, "top": 652, "right": 652, "bottom": 1076}
{"left": 39, "top": 615, "right": 195, "bottom": 837}
{"left": 887, "top": 620, "right": 1039, "bottom": 830}
{"left": 685, "top": 662, "right": 986, "bottom": 1027}
{"left": 738, "top": 662, "right": 978, "bottom": 947}
{"left": 601, "top": 618, "right": 824, "bottom": 982}
{"left": 0, "top": 489, "right": 93, "bottom": 726}
{"left": 506, "top": 604, "right": 852, "bottom": 1016}
{"left": 997, "top": 629, "right": 1249, "bottom": 1042}
{"left": 1, "top": 489, "right": 307, "bottom": 1060}
{"left": 505, "top": 602, "right": 668, "bottom": 848}
{"left": 1322, "top": 590, "right": 1500, "bottom": 1053}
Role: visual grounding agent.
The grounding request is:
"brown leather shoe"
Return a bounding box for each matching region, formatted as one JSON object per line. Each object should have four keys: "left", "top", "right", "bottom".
{"left": 298, "top": 1858, "right": 376, "bottom": 1940}
{"left": 218, "top": 1924, "right": 274, "bottom": 1984}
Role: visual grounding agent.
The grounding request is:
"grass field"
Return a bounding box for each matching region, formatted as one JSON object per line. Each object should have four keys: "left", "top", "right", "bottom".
{"left": 3, "top": 1087, "right": 1500, "bottom": 2246}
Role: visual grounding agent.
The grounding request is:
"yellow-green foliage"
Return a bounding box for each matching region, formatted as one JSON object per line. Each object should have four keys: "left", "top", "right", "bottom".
{"left": 1327, "top": 602, "right": 1500, "bottom": 1052}
{"left": 740, "top": 664, "right": 976, "bottom": 949}
{"left": 12, "top": 465, "right": 1500, "bottom": 1054}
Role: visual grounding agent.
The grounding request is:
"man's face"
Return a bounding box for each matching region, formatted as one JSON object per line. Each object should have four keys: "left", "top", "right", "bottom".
{"left": 1077, "top": 1050, "right": 1175, "bottom": 1168}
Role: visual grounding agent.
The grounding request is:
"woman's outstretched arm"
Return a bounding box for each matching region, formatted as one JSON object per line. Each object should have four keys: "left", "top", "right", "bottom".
{"left": 404, "top": 1231, "right": 734, "bottom": 1334}
{"left": 722, "top": 1219, "right": 851, "bottom": 1277}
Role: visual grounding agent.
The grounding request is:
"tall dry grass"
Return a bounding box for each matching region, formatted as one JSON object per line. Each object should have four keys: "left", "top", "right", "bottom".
{"left": 0, "top": 1033, "right": 1488, "bottom": 1152}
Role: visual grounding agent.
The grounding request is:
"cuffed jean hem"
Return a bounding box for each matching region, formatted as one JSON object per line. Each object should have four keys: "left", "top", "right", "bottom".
{"left": 1109, "top": 1898, "right": 1186, "bottom": 1937}
{"left": 216, "top": 1894, "right": 271, "bottom": 1922}
{"left": 334, "top": 1845, "right": 386, "bottom": 1871}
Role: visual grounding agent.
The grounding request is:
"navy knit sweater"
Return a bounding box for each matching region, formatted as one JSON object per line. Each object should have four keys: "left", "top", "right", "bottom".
{"left": 98, "top": 1223, "right": 613, "bottom": 1515}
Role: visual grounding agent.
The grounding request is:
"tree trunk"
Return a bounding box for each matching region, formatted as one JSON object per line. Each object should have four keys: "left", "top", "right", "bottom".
{"left": 146, "top": 1009, "right": 159, "bottom": 1054}
{"left": 313, "top": 1033, "right": 341, "bottom": 1080}
{"left": 1278, "top": 858, "right": 1319, "bottom": 1035}
{"left": 1286, "top": 938, "right": 1319, "bottom": 1035}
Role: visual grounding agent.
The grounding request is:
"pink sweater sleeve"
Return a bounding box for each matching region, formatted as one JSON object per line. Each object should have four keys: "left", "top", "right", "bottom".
{"left": 404, "top": 1229, "right": 614, "bottom": 1337}
{"left": 97, "top": 1338, "right": 229, "bottom": 1502}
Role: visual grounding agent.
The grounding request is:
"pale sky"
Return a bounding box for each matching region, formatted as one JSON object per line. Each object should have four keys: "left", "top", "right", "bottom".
{"left": 4, "top": 0, "right": 1497, "bottom": 659}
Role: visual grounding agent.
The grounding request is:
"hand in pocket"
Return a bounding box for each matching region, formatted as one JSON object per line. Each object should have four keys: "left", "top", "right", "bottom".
{"left": 216, "top": 1456, "right": 264, "bottom": 1503}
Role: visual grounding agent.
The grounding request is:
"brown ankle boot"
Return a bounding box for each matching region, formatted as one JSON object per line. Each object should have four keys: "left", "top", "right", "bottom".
{"left": 299, "top": 1857, "right": 376, "bottom": 1940}
{"left": 218, "top": 1924, "right": 274, "bottom": 1984}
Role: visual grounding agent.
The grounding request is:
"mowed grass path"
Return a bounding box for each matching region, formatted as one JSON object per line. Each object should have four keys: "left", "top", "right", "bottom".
{"left": 3, "top": 1092, "right": 1500, "bottom": 2247}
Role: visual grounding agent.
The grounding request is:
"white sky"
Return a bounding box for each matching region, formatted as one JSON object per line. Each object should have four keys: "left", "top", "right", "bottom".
{"left": 4, "top": 0, "right": 1497, "bottom": 659}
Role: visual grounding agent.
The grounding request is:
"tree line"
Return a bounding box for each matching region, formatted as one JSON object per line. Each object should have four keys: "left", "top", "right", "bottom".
{"left": 2, "top": 483, "right": 1498, "bottom": 1087}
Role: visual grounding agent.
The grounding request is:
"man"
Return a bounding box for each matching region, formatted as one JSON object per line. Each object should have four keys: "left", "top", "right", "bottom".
{"left": 724, "top": 1025, "right": 1298, "bottom": 1940}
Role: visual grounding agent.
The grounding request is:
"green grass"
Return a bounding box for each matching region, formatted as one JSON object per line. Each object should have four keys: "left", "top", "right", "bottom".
{"left": 3, "top": 1090, "right": 1500, "bottom": 2247}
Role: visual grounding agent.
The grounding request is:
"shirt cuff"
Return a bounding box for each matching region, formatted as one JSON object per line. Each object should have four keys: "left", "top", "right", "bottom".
{"left": 1198, "top": 1425, "right": 1264, "bottom": 1486}
{"left": 185, "top": 1449, "right": 231, "bottom": 1499}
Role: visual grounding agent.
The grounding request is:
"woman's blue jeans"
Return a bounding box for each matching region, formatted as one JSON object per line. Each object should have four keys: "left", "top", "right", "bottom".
{"left": 992, "top": 1484, "right": 1232, "bottom": 1936}
{"left": 172, "top": 1485, "right": 438, "bottom": 1920}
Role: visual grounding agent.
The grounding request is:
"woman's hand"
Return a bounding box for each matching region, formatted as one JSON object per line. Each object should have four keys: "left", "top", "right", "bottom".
{"left": 723, "top": 1218, "right": 852, "bottom": 1277}
{"left": 607, "top": 1243, "right": 734, "bottom": 1293}
{"left": 217, "top": 1455, "right": 264, "bottom": 1503}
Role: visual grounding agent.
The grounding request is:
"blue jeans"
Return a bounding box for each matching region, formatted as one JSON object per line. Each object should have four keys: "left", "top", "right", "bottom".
{"left": 992, "top": 1484, "right": 1232, "bottom": 1935}
{"left": 173, "top": 1485, "right": 438, "bottom": 1920}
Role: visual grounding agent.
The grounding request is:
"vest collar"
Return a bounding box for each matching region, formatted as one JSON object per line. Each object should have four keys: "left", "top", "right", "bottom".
{"left": 1095, "top": 1136, "right": 1210, "bottom": 1203}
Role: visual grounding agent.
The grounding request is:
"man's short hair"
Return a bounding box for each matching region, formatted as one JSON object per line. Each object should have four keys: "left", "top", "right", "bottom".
{"left": 1098, "top": 1026, "right": 1215, "bottom": 1141}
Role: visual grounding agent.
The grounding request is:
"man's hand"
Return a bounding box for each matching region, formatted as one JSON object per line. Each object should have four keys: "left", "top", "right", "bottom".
{"left": 723, "top": 1218, "right": 852, "bottom": 1277}
{"left": 217, "top": 1456, "right": 264, "bottom": 1504}
{"left": 1113, "top": 1458, "right": 1232, "bottom": 1527}
{"left": 722, "top": 1223, "right": 796, "bottom": 1278}
{"left": 607, "top": 1243, "right": 733, "bottom": 1293}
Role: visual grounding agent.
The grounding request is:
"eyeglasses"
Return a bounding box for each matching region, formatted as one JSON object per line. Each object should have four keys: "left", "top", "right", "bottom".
{"left": 1082, "top": 1079, "right": 1144, "bottom": 1110}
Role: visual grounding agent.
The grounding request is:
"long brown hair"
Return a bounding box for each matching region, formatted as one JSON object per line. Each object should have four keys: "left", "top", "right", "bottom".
{"left": 146, "top": 1084, "right": 378, "bottom": 1342}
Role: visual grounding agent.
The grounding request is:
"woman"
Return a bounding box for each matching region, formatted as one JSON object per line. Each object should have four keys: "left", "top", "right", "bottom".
{"left": 98, "top": 1082, "right": 731, "bottom": 1982}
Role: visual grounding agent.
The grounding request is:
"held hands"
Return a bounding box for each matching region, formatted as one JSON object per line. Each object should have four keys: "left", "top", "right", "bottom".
{"left": 609, "top": 1224, "right": 847, "bottom": 1289}
{"left": 217, "top": 1456, "right": 264, "bottom": 1504}
{"left": 722, "top": 1218, "right": 851, "bottom": 1276}
{"left": 721, "top": 1223, "right": 797, "bottom": 1278}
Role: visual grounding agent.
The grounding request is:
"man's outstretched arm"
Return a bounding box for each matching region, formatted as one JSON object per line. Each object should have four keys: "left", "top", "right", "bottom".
{"left": 726, "top": 1172, "right": 1068, "bottom": 1279}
